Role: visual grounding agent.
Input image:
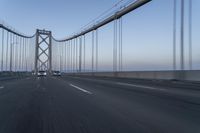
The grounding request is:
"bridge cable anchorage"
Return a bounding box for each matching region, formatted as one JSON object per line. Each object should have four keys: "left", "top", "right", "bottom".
{"left": 173, "top": 0, "right": 177, "bottom": 71}
{"left": 189, "top": 0, "right": 192, "bottom": 70}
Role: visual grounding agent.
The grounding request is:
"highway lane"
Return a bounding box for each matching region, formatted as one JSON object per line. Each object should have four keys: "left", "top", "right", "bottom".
{"left": 0, "top": 76, "right": 200, "bottom": 133}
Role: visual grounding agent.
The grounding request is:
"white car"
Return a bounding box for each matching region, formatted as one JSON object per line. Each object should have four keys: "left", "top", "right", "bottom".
{"left": 37, "top": 71, "right": 47, "bottom": 77}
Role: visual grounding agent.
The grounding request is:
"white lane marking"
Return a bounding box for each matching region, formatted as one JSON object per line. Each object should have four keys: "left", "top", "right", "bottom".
{"left": 67, "top": 76, "right": 167, "bottom": 92}
{"left": 117, "top": 82, "right": 165, "bottom": 91}
{"left": 69, "top": 84, "right": 92, "bottom": 94}
{"left": 0, "top": 86, "right": 4, "bottom": 89}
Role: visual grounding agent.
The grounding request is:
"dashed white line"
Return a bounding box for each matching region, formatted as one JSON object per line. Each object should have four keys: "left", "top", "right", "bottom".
{"left": 0, "top": 86, "right": 4, "bottom": 89}
{"left": 69, "top": 84, "right": 92, "bottom": 94}
{"left": 117, "top": 82, "right": 165, "bottom": 91}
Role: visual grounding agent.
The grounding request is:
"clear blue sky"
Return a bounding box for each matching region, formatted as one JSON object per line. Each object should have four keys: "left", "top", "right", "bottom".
{"left": 0, "top": 0, "right": 200, "bottom": 71}
{"left": 0, "top": 0, "right": 121, "bottom": 38}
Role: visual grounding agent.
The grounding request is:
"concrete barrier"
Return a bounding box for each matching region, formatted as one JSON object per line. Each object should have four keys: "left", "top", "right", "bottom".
{"left": 64, "top": 70, "right": 200, "bottom": 81}
{"left": 0, "top": 72, "right": 32, "bottom": 81}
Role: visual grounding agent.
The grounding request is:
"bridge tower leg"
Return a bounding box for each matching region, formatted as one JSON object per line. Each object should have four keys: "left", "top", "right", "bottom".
{"left": 34, "top": 29, "right": 52, "bottom": 76}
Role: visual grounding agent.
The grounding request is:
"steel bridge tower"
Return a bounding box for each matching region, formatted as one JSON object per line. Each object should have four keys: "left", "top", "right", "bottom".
{"left": 35, "top": 29, "right": 52, "bottom": 75}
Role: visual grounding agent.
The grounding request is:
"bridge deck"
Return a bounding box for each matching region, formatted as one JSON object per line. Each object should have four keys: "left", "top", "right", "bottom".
{"left": 0, "top": 76, "right": 200, "bottom": 133}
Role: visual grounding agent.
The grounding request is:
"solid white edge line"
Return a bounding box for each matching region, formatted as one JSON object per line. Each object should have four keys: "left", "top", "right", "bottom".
{"left": 117, "top": 82, "right": 165, "bottom": 91}
{"left": 69, "top": 84, "right": 92, "bottom": 94}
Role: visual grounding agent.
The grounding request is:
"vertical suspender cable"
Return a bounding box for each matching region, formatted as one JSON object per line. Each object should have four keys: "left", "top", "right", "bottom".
{"left": 73, "top": 39, "right": 75, "bottom": 72}
{"left": 119, "top": 18, "right": 121, "bottom": 71}
{"left": 83, "top": 35, "right": 86, "bottom": 72}
{"left": 189, "top": 0, "right": 192, "bottom": 70}
{"left": 1, "top": 29, "right": 4, "bottom": 71}
{"left": 23, "top": 38, "right": 25, "bottom": 71}
{"left": 120, "top": 17, "right": 123, "bottom": 71}
{"left": 92, "top": 31, "right": 94, "bottom": 72}
{"left": 14, "top": 36, "right": 17, "bottom": 71}
{"left": 67, "top": 41, "right": 69, "bottom": 72}
{"left": 10, "top": 33, "right": 13, "bottom": 72}
{"left": 115, "top": 19, "right": 117, "bottom": 72}
{"left": 23, "top": 37, "right": 25, "bottom": 71}
{"left": 22, "top": 38, "right": 25, "bottom": 71}
{"left": 79, "top": 36, "right": 82, "bottom": 72}
{"left": 96, "top": 29, "right": 98, "bottom": 72}
{"left": 76, "top": 38, "right": 78, "bottom": 72}
{"left": 19, "top": 37, "right": 22, "bottom": 71}
{"left": 113, "top": 19, "right": 117, "bottom": 72}
{"left": 59, "top": 43, "right": 61, "bottom": 72}
{"left": 62, "top": 42, "right": 64, "bottom": 71}
{"left": 65, "top": 42, "right": 67, "bottom": 72}
{"left": 71, "top": 40, "right": 73, "bottom": 72}
{"left": 173, "top": 0, "right": 177, "bottom": 70}
{"left": 61, "top": 42, "right": 63, "bottom": 71}
{"left": 180, "top": 0, "right": 184, "bottom": 70}
{"left": 16, "top": 36, "right": 18, "bottom": 71}
{"left": 22, "top": 38, "right": 23, "bottom": 71}
{"left": 6, "top": 31, "right": 9, "bottom": 71}
{"left": 25, "top": 39, "right": 27, "bottom": 71}
{"left": 68, "top": 41, "right": 69, "bottom": 72}
{"left": 113, "top": 20, "right": 115, "bottom": 72}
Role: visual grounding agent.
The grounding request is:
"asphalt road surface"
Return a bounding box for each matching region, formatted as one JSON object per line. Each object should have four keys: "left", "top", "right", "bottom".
{"left": 0, "top": 76, "right": 200, "bottom": 133}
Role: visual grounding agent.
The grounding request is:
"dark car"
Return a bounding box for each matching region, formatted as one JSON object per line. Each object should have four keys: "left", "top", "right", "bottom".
{"left": 53, "top": 71, "right": 61, "bottom": 76}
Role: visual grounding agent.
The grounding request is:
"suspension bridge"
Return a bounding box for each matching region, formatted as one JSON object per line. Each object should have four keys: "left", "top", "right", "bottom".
{"left": 0, "top": 0, "right": 200, "bottom": 133}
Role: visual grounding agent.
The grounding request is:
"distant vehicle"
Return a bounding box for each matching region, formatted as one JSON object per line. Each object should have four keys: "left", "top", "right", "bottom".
{"left": 37, "top": 71, "right": 47, "bottom": 77}
{"left": 53, "top": 71, "right": 61, "bottom": 76}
